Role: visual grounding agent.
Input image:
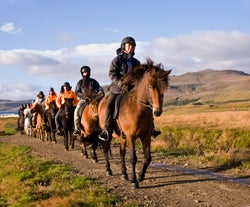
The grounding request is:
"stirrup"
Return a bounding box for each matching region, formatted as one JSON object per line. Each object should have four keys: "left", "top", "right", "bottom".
{"left": 73, "top": 129, "right": 81, "bottom": 136}
{"left": 98, "top": 129, "right": 109, "bottom": 141}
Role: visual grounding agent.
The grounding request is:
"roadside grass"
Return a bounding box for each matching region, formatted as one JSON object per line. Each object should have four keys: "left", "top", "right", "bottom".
{"left": 0, "top": 117, "right": 17, "bottom": 136}
{"left": 1, "top": 102, "right": 250, "bottom": 178}
{"left": 0, "top": 142, "right": 121, "bottom": 207}
{"left": 152, "top": 103, "right": 250, "bottom": 171}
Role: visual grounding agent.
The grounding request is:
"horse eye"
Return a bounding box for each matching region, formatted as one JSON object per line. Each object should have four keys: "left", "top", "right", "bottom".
{"left": 149, "top": 85, "right": 153, "bottom": 89}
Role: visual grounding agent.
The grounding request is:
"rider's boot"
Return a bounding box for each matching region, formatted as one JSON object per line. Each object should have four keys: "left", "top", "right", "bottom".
{"left": 151, "top": 127, "right": 161, "bottom": 138}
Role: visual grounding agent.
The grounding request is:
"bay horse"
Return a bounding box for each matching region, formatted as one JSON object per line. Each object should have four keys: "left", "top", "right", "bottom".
{"left": 61, "top": 98, "right": 75, "bottom": 151}
{"left": 30, "top": 103, "right": 45, "bottom": 140}
{"left": 98, "top": 58, "right": 171, "bottom": 189}
{"left": 44, "top": 101, "right": 58, "bottom": 143}
{"left": 78, "top": 95, "right": 103, "bottom": 163}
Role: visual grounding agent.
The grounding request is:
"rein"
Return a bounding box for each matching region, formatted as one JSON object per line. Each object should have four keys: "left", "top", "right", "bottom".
{"left": 89, "top": 103, "right": 98, "bottom": 117}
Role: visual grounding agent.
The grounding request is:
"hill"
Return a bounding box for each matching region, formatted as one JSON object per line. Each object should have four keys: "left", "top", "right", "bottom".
{"left": 1, "top": 69, "right": 250, "bottom": 112}
{"left": 0, "top": 99, "right": 33, "bottom": 113}
{"left": 165, "top": 69, "right": 250, "bottom": 104}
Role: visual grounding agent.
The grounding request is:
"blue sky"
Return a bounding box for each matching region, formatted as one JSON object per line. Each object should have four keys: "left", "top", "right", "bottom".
{"left": 1, "top": 0, "right": 250, "bottom": 101}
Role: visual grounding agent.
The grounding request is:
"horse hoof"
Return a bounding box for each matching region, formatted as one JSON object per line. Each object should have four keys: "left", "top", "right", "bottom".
{"left": 131, "top": 182, "right": 139, "bottom": 189}
{"left": 92, "top": 159, "right": 98, "bottom": 164}
{"left": 138, "top": 175, "right": 145, "bottom": 182}
{"left": 121, "top": 174, "right": 128, "bottom": 180}
{"left": 106, "top": 170, "right": 112, "bottom": 176}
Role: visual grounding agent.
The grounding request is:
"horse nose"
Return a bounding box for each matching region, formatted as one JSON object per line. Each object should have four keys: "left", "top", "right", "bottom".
{"left": 153, "top": 108, "right": 162, "bottom": 117}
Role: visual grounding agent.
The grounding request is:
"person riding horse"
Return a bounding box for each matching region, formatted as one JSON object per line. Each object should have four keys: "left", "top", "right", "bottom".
{"left": 73, "top": 66, "right": 105, "bottom": 137}
{"left": 98, "top": 36, "right": 161, "bottom": 141}
{"left": 32, "top": 91, "right": 45, "bottom": 127}
{"left": 55, "top": 82, "right": 79, "bottom": 135}
{"left": 43, "top": 87, "right": 58, "bottom": 127}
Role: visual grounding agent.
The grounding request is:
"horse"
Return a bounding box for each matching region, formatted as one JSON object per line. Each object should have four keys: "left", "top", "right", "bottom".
{"left": 30, "top": 102, "right": 45, "bottom": 140}
{"left": 23, "top": 107, "right": 32, "bottom": 136}
{"left": 78, "top": 95, "right": 103, "bottom": 163}
{"left": 61, "top": 98, "right": 75, "bottom": 151}
{"left": 17, "top": 109, "right": 25, "bottom": 135}
{"left": 98, "top": 58, "right": 171, "bottom": 189}
{"left": 44, "top": 101, "right": 58, "bottom": 143}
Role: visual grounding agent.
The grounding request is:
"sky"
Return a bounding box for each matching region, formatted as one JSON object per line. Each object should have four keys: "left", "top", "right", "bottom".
{"left": 1, "top": 0, "right": 250, "bottom": 101}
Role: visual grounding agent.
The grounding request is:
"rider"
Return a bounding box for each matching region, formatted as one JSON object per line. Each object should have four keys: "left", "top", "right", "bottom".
{"left": 55, "top": 82, "right": 79, "bottom": 135}
{"left": 43, "top": 87, "right": 57, "bottom": 126}
{"left": 98, "top": 36, "right": 161, "bottom": 141}
{"left": 73, "top": 66, "right": 105, "bottom": 137}
{"left": 32, "top": 91, "right": 45, "bottom": 127}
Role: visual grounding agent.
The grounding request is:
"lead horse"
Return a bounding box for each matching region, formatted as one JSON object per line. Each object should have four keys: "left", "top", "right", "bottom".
{"left": 98, "top": 58, "right": 171, "bottom": 189}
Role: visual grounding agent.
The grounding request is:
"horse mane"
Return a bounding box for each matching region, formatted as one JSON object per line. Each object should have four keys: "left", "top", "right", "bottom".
{"left": 119, "top": 58, "right": 169, "bottom": 90}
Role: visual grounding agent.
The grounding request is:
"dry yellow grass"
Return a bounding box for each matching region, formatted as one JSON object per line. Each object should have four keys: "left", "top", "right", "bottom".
{"left": 156, "top": 110, "right": 250, "bottom": 130}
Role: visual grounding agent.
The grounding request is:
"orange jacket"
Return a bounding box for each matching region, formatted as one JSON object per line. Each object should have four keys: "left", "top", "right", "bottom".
{"left": 45, "top": 93, "right": 57, "bottom": 110}
{"left": 56, "top": 90, "right": 79, "bottom": 109}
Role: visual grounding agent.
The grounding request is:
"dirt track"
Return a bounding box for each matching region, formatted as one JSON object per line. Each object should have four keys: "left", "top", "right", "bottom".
{"left": 1, "top": 134, "right": 250, "bottom": 207}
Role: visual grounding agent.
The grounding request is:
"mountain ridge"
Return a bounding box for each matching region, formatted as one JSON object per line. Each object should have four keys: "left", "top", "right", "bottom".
{"left": 1, "top": 69, "right": 250, "bottom": 112}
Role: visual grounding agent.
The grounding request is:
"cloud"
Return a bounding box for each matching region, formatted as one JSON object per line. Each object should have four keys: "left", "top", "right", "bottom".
{"left": 1, "top": 30, "right": 250, "bottom": 100}
{"left": 106, "top": 27, "right": 120, "bottom": 33}
{"left": 0, "top": 22, "right": 23, "bottom": 35}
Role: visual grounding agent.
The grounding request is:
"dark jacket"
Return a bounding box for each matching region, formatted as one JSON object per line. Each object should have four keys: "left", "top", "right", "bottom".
{"left": 109, "top": 48, "right": 140, "bottom": 94}
{"left": 75, "top": 77, "right": 105, "bottom": 100}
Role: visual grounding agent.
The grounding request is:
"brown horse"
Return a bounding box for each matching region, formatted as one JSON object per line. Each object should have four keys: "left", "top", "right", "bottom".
{"left": 78, "top": 96, "right": 103, "bottom": 163}
{"left": 30, "top": 103, "right": 45, "bottom": 140}
{"left": 61, "top": 98, "right": 75, "bottom": 151}
{"left": 98, "top": 58, "right": 171, "bottom": 189}
{"left": 44, "top": 101, "right": 58, "bottom": 143}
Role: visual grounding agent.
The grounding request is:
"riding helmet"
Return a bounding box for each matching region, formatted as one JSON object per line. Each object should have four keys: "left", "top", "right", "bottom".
{"left": 80, "top": 66, "right": 91, "bottom": 78}
{"left": 63, "top": 82, "right": 70, "bottom": 87}
{"left": 121, "top": 36, "right": 136, "bottom": 46}
{"left": 49, "top": 87, "right": 54, "bottom": 92}
{"left": 37, "top": 91, "right": 45, "bottom": 98}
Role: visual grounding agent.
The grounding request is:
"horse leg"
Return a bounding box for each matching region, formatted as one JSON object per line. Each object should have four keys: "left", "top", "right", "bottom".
{"left": 127, "top": 139, "right": 139, "bottom": 189}
{"left": 70, "top": 131, "right": 74, "bottom": 149}
{"left": 138, "top": 138, "right": 152, "bottom": 182}
{"left": 51, "top": 121, "right": 57, "bottom": 143}
{"left": 91, "top": 133, "right": 99, "bottom": 163}
{"left": 120, "top": 141, "right": 128, "bottom": 180}
{"left": 51, "top": 130, "right": 56, "bottom": 143}
{"left": 63, "top": 129, "right": 69, "bottom": 151}
{"left": 103, "top": 140, "right": 112, "bottom": 176}
{"left": 79, "top": 136, "right": 88, "bottom": 158}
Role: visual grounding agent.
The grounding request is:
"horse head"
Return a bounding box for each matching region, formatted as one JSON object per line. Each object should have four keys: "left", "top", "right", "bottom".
{"left": 63, "top": 98, "right": 74, "bottom": 119}
{"left": 30, "top": 102, "right": 44, "bottom": 115}
{"left": 49, "top": 101, "right": 57, "bottom": 119}
{"left": 120, "top": 58, "right": 171, "bottom": 117}
{"left": 147, "top": 61, "right": 171, "bottom": 116}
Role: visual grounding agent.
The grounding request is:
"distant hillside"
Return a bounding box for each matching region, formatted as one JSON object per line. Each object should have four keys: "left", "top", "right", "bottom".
{"left": 0, "top": 99, "right": 33, "bottom": 113}
{"left": 1, "top": 69, "right": 250, "bottom": 112}
{"left": 165, "top": 69, "right": 250, "bottom": 104}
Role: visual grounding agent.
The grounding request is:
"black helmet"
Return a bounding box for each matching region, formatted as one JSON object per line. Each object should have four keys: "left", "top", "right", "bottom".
{"left": 63, "top": 82, "right": 70, "bottom": 87}
{"left": 80, "top": 66, "right": 90, "bottom": 73}
{"left": 80, "top": 66, "right": 91, "bottom": 78}
{"left": 121, "top": 36, "right": 136, "bottom": 46}
{"left": 49, "top": 87, "right": 54, "bottom": 92}
{"left": 37, "top": 91, "right": 45, "bottom": 98}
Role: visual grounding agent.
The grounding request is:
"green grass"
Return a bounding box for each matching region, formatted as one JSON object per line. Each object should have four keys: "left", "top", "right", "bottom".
{"left": 0, "top": 142, "right": 120, "bottom": 207}
{"left": 152, "top": 126, "right": 250, "bottom": 170}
